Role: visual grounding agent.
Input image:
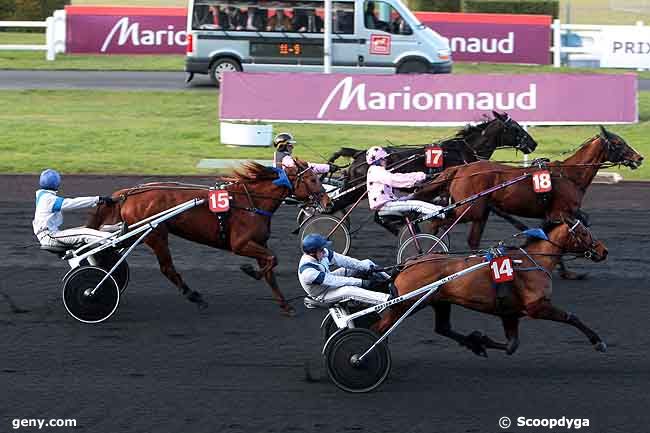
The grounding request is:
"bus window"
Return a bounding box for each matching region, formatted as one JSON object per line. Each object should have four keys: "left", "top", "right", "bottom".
{"left": 292, "top": 8, "right": 323, "bottom": 33}
{"left": 266, "top": 8, "right": 293, "bottom": 32}
{"left": 363, "top": 0, "right": 410, "bottom": 35}
{"left": 333, "top": 2, "right": 354, "bottom": 34}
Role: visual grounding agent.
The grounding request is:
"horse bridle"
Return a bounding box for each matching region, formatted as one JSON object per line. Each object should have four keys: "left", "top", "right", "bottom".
{"left": 564, "top": 220, "right": 600, "bottom": 259}
{"left": 294, "top": 166, "right": 327, "bottom": 209}
{"left": 499, "top": 115, "right": 534, "bottom": 154}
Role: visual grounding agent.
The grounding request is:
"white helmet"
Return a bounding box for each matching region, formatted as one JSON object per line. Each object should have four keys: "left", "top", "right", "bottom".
{"left": 366, "top": 146, "right": 389, "bottom": 165}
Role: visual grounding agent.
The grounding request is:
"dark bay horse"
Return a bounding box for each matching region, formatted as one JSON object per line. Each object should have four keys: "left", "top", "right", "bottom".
{"left": 414, "top": 127, "right": 643, "bottom": 273}
{"left": 325, "top": 111, "right": 538, "bottom": 213}
{"left": 374, "top": 218, "right": 609, "bottom": 356}
{"left": 87, "top": 162, "right": 330, "bottom": 315}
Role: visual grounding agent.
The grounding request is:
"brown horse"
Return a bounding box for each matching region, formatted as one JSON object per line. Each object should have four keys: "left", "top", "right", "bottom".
{"left": 87, "top": 162, "right": 330, "bottom": 315}
{"left": 374, "top": 218, "right": 609, "bottom": 356}
{"left": 414, "top": 126, "right": 642, "bottom": 277}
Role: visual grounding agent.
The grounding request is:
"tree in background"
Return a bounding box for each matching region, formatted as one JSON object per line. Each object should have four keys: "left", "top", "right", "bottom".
{"left": 0, "top": 0, "right": 68, "bottom": 21}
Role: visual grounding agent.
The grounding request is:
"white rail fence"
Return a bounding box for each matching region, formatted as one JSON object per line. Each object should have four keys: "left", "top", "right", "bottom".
{"left": 2, "top": 9, "right": 648, "bottom": 72}
{"left": 0, "top": 10, "right": 65, "bottom": 61}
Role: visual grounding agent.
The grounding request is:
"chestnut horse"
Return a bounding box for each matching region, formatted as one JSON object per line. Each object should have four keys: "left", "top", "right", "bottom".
{"left": 374, "top": 218, "right": 609, "bottom": 356}
{"left": 325, "top": 111, "right": 538, "bottom": 213}
{"left": 413, "top": 126, "right": 642, "bottom": 277}
{"left": 87, "top": 162, "right": 330, "bottom": 315}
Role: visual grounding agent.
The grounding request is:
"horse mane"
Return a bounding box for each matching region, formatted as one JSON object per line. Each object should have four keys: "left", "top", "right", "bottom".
{"left": 456, "top": 115, "right": 494, "bottom": 138}
{"left": 232, "top": 162, "right": 281, "bottom": 183}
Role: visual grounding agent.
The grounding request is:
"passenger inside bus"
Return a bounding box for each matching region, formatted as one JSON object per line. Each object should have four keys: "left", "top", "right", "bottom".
{"left": 293, "top": 8, "right": 323, "bottom": 33}
{"left": 267, "top": 9, "right": 292, "bottom": 31}
{"left": 245, "top": 6, "right": 267, "bottom": 30}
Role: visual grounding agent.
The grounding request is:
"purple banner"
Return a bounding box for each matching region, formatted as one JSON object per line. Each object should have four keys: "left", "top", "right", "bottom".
{"left": 66, "top": 7, "right": 187, "bottom": 54}
{"left": 220, "top": 73, "right": 638, "bottom": 125}
{"left": 419, "top": 13, "right": 552, "bottom": 65}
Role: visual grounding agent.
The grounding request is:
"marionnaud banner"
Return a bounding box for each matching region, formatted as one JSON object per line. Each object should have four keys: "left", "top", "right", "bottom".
{"left": 220, "top": 72, "right": 637, "bottom": 126}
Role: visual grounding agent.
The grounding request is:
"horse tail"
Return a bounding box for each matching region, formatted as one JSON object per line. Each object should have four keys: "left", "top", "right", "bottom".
{"left": 327, "top": 147, "right": 363, "bottom": 164}
{"left": 86, "top": 191, "right": 126, "bottom": 229}
{"left": 414, "top": 165, "right": 462, "bottom": 201}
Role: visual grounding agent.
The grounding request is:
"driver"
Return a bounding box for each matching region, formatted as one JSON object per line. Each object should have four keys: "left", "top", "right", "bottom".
{"left": 366, "top": 146, "right": 446, "bottom": 219}
{"left": 33, "top": 169, "right": 116, "bottom": 248}
{"left": 273, "top": 132, "right": 339, "bottom": 174}
{"left": 298, "top": 233, "right": 390, "bottom": 305}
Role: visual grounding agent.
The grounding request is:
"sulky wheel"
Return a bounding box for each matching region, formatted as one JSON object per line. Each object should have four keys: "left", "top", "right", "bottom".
{"left": 62, "top": 266, "right": 120, "bottom": 324}
{"left": 90, "top": 249, "right": 130, "bottom": 293}
{"left": 397, "top": 233, "right": 449, "bottom": 264}
{"left": 299, "top": 214, "right": 351, "bottom": 255}
{"left": 325, "top": 328, "right": 391, "bottom": 393}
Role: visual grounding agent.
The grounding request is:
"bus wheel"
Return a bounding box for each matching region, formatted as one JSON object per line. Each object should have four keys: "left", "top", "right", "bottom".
{"left": 397, "top": 59, "right": 429, "bottom": 74}
{"left": 209, "top": 58, "right": 241, "bottom": 86}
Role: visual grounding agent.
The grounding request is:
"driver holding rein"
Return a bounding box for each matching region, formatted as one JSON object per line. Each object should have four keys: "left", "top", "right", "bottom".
{"left": 33, "top": 169, "right": 116, "bottom": 249}
{"left": 298, "top": 234, "right": 390, "bottom": 305}
{"left": 273, "top": 132, "right": 340, "bottom": 174}
{"left": 365, "top": 146, "right": 446, "bottom": 219}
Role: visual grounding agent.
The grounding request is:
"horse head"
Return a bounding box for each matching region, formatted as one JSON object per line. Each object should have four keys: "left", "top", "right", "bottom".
{"left": 490, "top": 111, "right": 537, "bottom": 154}
{"left": 599, "top": 126, "right": 644, "bottom": 169}
{"left": 289, "top": 159, "right": 332, "bottom": 211}
{"left": 544, "top": 216, "right": 608, "bottom": 262}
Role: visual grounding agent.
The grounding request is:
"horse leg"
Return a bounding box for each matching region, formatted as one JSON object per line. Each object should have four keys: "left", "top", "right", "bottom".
{"left": 526, "top": 299, "right": 607, "bottom": 352}
{"left": 467, "top": 206, "right": 490, "bottom": 250}
{"left": 432, "top": 303, "right": 485, "bottom": 357}
{"left": 234, "top": 240, "right": 293, "bottom": 316}
{"left": 144, "top": 230, "right": 208, "bottom": 309}
{"left": 433, "top": 303, "right": 519, "bottom": 356}
{"left": 558, "top": 260, "right": 588, "bottom": 280}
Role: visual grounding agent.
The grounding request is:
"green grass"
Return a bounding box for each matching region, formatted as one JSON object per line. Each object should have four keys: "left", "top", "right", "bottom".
{"left": 0, "top": 89, "right": 648, "bottom": 179}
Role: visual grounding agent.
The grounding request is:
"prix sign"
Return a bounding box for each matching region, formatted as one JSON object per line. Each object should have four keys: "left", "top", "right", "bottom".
{"left": 220, "top": 72, "right": 637, "bottom": 126}
{"left": 600, "top": 26, "right": 650, "bottom": 69}
{"left": 65, "top": 6, "right": 187, "bottom": 54}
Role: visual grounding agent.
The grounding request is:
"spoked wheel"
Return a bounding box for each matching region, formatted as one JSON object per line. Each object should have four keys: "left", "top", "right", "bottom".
{"left": 397, "top": 234, "right": 449, "bottom": 264}
{"left": 90, "top": 249, "right": 130, "bottom": 293}
{"left": 298, "top": 208, "right": 350, "bottom": 229}
{"left": 62, "top": 266, "right": 120, "bottom": 324}
{"left": 299, "top": 214, "right": 351, "bottom": 255}
{"left": 324, "top": 328, "right": 391, "bottom": 393}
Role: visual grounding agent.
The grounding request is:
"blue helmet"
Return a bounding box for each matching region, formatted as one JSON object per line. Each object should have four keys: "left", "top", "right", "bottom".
{"left": 39, "top": 169, "right": 61, "bottom": 190}
{"left": 302, "top": 233, "right": 332, "bottom": 253}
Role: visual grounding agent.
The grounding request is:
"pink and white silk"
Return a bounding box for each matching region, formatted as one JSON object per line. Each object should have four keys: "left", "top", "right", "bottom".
{"left": 280, "top": 155, "right": 330, "bottom": 174}
{"left": 366, "top": 165, "right": 426, "bottom": 210}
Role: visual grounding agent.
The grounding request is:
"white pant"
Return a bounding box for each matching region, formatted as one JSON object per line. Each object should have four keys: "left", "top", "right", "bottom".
{"left": 378, "top": 200, "right": 446, "bottom": 219}
{"left": 38, "top": 227, "right": 112, "bottom": 248}
{"left": 319, "top": 285, "right": 390, "bottom": 306}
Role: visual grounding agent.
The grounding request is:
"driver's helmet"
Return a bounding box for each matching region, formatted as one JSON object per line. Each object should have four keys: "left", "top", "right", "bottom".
{"left": 366, "top": 146, "right": 389, "bottom": 165}
{"left": 39, "top": 169, "right": 61, "bottom": 190}
{"left": 302, "top": 233, "right": 332, "bottom": 254}
{"left": 273, "top": 132, "right": 296, "bottom": 151}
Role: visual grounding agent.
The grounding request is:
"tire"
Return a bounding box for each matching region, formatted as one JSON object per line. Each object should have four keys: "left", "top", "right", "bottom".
{"left": 299, "top": 214, "right": 351, "bottom": 256}
{"left": 209, "top": 57, "right": 242, "bottom": 86}
{"left": 397, "top": 59, "right": 430, "bottom": 74}
{"left": 397, "top": 234, "right": 449, "bottom": 264}
{"left": 62, "top": 266, "right": 120, "bottom": 324}
{"left": 297, "top": 208, "right": 350, "bottom": 229}
{"left": 89, "top": 249, "right": 130, "bottom": 293}
{"left": 324, "top": 328, "right": 391, "bottom": 393}
{"left": 397, "top": 222, "right": 449, "bottom": 247}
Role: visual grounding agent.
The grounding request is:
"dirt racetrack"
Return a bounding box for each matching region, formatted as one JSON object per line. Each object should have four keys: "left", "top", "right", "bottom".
{"left": 1, "top": 175, "right": 649, "bottom": 433}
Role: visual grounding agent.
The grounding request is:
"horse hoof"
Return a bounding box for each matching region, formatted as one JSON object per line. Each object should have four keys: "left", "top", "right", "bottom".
{"left": 559, "top": 271, "right": 588, "bottom": 280}
{"left": 282, "top": 305, "right": 296, "bottom": 317}
{"left": 187, "top": 291, "right": 207, "bottom": 309}
{"left": 594, "top": 341, "right": 608, "bottom": 353}
{"left": 240, "top": 264, "right": 260, "bottom": 280}
{"left": 466, "top": 331, "right": 488, "bottom": 357}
